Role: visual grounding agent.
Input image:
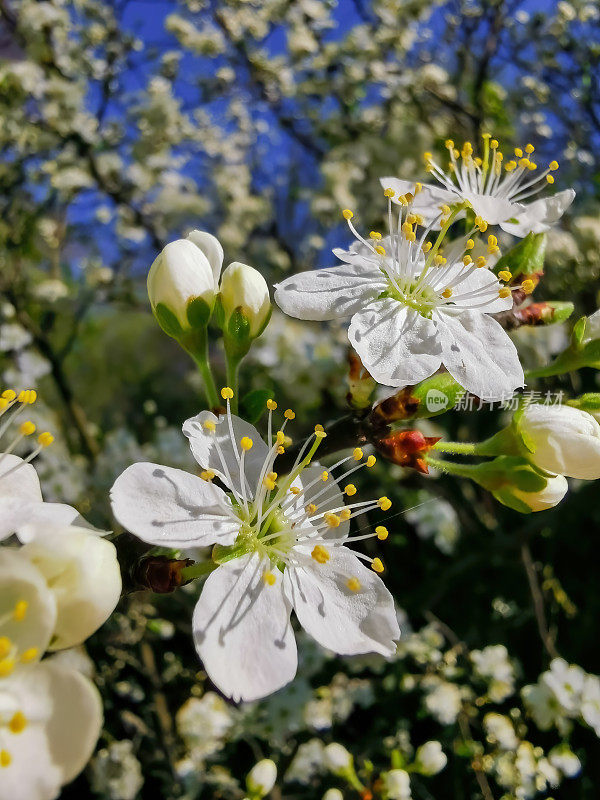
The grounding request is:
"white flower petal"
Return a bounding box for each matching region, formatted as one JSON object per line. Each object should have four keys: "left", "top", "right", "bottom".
{"left": 434, "top": 263, "right": 513, "bottom": 313}
{"left": 110, "top": 462, "right": 237, "bottom": 547}
{"left": 3, "top": 661, "right": 102, "bottom": 798}
{"left": 284, "top": 545, "right": 399, "bottom": 657}
{"left": 380, "top": 177, "right": 456, "bottom": 224}
{"left": 462, "top": 192, "right": 524, "bottom": 226}
{"left": 0, "top": 499, "right": 81, "bottom": 542}
{"left": 183, "top": 411, "right": 270, "bottom": 495}
{"left": 500, "top": 190, "right": 576, "bottom": 236}
{"left": 435, "top": 309, "right": 524, "bottom": 401}
{"left": 186, "top": 229, "right": 224, "bottom": 286}
{"left": 0, "top": 547, "right": 57, "bottom": 661}
{"left": 0, "top": 453, "right": 42, "bottom": 502}
{"left": 348, "top": 299, "right": 442, "bottom": 386}
{"left": 193, "top": 553, "right": 297, "bottom": 702}
{"left": 20, "top": 525, "right": 122, "bottom": 650}
{"left": 274, "top": 264, "right": 385, "bottom": 321}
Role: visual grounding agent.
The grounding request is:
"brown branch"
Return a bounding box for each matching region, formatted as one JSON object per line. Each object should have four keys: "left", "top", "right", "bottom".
{"left": 520, "top": 541, "right": 560, "bottom": 660}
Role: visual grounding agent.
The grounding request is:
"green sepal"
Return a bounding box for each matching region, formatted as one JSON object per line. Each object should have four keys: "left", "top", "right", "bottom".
{"left": 568, "top": 392, "right": 600, "bottom": 412}
{"left": 227, "top": 307, "right": 251, "bottom": 342}
{"left": 212, "top": 542, "right": 248, "bottom": 565}
{"left": 186, "top": 296, "right": 211, "bottom": 329}
{"left": 472, "top": 456, "right": 548, "bottom": 492}
{"left": 491, "top": 487, "right": 535, "bottom": 514}
{"left": 546, "top": 301, "right": 574, "bottom": 324}
{"left": 154, "top": 302, "right": 183, "bottom": 339}
{"left": 494, "top": 231, "right": 546, "bottom": 278}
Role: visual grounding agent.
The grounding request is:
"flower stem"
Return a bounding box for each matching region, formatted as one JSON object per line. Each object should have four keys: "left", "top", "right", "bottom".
{"left": 425, "top": 455, "right": 481, "bottom": 479}
{"left": 181, "top": 327, "right": 219, "bottom": 408}
{"left": 431, "top": 440, "right": 477, "bottom": 456}
{"left": 180, "top": 560, "right": 218, "bottom": 582}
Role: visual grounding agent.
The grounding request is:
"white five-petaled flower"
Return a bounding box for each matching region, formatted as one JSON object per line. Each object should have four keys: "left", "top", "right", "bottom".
{"left": 0, "top": 389, "right": 80, "bottom": 541}
{"left": 275, "top": 195, "right": 525, "bottom": 401}
{"left": 110, "top": 393, "right": 399, "bottom": 702}
{"left": 381, "top": 134, "right": 575, "bottom": 236}
{"left": 0, "top": 549, "right": 103, "bottom": 800}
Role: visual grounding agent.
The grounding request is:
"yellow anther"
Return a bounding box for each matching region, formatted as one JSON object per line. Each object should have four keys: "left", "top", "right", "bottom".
{"left": 266, "top": 399, "right": 277, "bottom": 411}
{"left": 289, "top": 486, "right": 301, "bottom": 495}
{"left": 314, "top": 424, "right": 324, "bottom": 433}
{"left": 405, "top": 192, "right": 414, "bottom": 204}
{"left": 406, "top": 214, "right": 417, "bottom": 225}
{"left": 414, "top": 182, "right": 423, "bottom": 194}
{"left": 423, "top": 151, "right": 433, "bottom": 161}
{"left": 383, "top": 188, "right": 395, "bottom": 198}
{"left": 369, "top": 231, "right": 382, "bottom": 240}
{"left": 306, "top": 503, "right": 317, "bottom": 515}
{"left": 475, "top": 256, "right": 487, "bottom": 268}
{"left": 19, "top": 421, "right": 36, "bottom": 436}
{"left": 375, "top": 245, "right": 386, "bottom": 255}
{"left": 442, "top": 288, "right": 453, "bottom": 299}
{"left": 221, "top": 387, "right": 234, "bottom": 400}
{"left": 37, "top": 432, "right": 54, "bottom": 447}
{"left": 276, "top": 430, "right": 285, "bottom": 444}
{"left": 263, "top": 477, "right": 276, "bottom": 491}
{"left": 527, "top": 162, "right": 537, "bottom": 171}
{"left": 474, "top": 157, "right": 482, "bottom": 167}
{"left": 377, "top": 496, "right": 391, "bottom": 511}
{"left": 466, "top": 239, "right": 475, "bottom": 250}
{"left": 20, "top": 647, "right": 38, "bottom": 663}
{"left": 13, "top": 601, "right": 28, "bottom": 621}
{"left": 549, "top": 160, "right": 559, "bottom": 171}
{"left": 498, "top": 270, "right": 512, "bottom": 282}
{"left": 0, "top": 637, "right": 11, "bottom": 659}
{"left": 499, "top": 288, "right": 511, "bottom": 298}
{"left": 284, "top": 409, "right": 295, "bottom": 420}
{"left": 371, "top": 558, "right": 385, "bottom": 574}
{"left": 475, "top": 216, "right": 488, "bottom": 232}
{"left": 240, "top": 436, "right": 253, "bottom": 451}
{"left": 505, "top": 160, "right": 517, "bottom": 172}
{"left": 353, "top": 447, "right": 363, "bottom": 461}
{"left": 445, "top": 139, "right": 454, "bottom": 149}
{"left": 321, "top": 471, "right": 329, "bottom": 482}
{"left": 376, "top": 525, "right": 389, "bottom": 541}
{"left": 324, "top": 513, "right": 340, "bottom": 529}
{"left": 342, "top": 209, "right": 354, "bottom": 220}
{"left": 441, "top": 204, "right": 451, "bottom": 215}
{"left": 463, "top": 255, "right": 472, "bottom": 266}
{"left": 203, "top": 420, "right": 216, "bottom": 432}
{"left": 0, "top": 399, "right": 8, "bottom": 410}
{"left": 514, "top": 147, "right": 523, "bottom": 157}
{"left": 340, "top": 508, "right": 351, "bottom": 521}
{"left": 347, "top": 577, "right": 361, "bottom": 592}
{"left": 490, "top": 139, "right": 499, "bottom": 149}
{"left": 262, "top": 571, "right": 276, "bottom": 586}
{"left": 488, "top": 234, "right": 498, "bottom": 246}
{"left": 462, "top": 141, "right": 473, "bottom": 154}
{"left": 344, "top": 484, "right": 357, "bottom": 496}
{"left": 9, "top": 711, "right": 27, "bottom": 734}
{"left": 521, "top": 279, "right": 535, "bottom": 295}
{"left": 311, "top": 544, "right": 331, "bottom": 563}
{"left": 525, "top": 143, "right": 535, "bottom": 153}
{"left": 315, "top": 430, "right": 326, "bottom": 440}
{"left": 434, "top": 254, "right": 445, "bottom": 266}
{"left": 200, "top": 469, "right": 215, "bottom": 481}
{"left": 18, "top": 389, "right": 37, "bottom": 404}
{"left": 546, "top": 174, "right": 555, "bottom": 184}
{"left": 0, "top": 750, "right": 11, "bottom": 768}
{"left": 423, "top": 241, "right": 432, "bottom": 253}
{"left": 366, "top": 455, "right": 376, "bottom": 467}
{"left": 1, "top": 389, "right": 16, "bottom": 401}
{"left": 277, "top": 445, "right": 285, "bottom": 455}
{"left": 518, "top": 158, "right": 530, "bottom": 169}
{"left": 415, "top": 214, "right": 425, "bottom": 225}
{"left": 0, "top": 659, "right": 15, "bottom": 677}
{"left": 397, "top": 194, "right": 408, "bottom": 206}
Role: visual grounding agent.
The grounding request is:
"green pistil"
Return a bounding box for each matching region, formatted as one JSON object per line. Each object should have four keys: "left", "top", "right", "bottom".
{"left": 383, "top": 282, "right": 438, "bottom": 317}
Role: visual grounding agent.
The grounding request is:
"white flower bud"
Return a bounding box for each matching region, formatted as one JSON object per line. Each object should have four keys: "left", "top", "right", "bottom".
{"left": 415, "top": 740, "right": 447, "bottom": 775}
{"left": 220, "top": 261, "right": 271, "bottom": 339}
{"left": 549, "top": 744, "right": 582, "bottom": 777}
{"left": 509, "top": 473, "right": 568, "bottom": 511}
{"left": 384, "top": 768, "right": 411, "bottom": 800}
{"left": 322, "top": 790, "right": 344, "bottom": 800}
{"left": 186, "top": 229, "right": 224, "bottom": 285}
{"left": 246, "top": 758, "right": 277, "bottom": 796}
{"left": 323, "top": 743, "right": 352, "bottom": 774}
{"left": 519, "top": 404, "right": 600, "bottom": 479}
{"left": 19, "top": 525, "right": 122, "bottom": 650}
{"left": 147, "top": 238, "right": 218, "bottom": 336}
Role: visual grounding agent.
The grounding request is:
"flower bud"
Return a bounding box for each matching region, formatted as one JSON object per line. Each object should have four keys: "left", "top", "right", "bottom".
{"left": 384, "top": 768, "right": 411, "bottom": 800}
{"left": 246, "top": 759, "right": 277, "bottom": 797}
{"left": 323, "top": 743, "right": 352, "bottom": 774}
{"left": 219, "top": 261, "right": 271, "bottom": 342}
{"left": 322, "top": 791, "right": 344, "bottom": 800}
{"left": 347, "top": 348, "right": 376, "bottom": 410}
{"left": 147, "top": 238, "right": 219, "bottom": 338}
{"left": 517, "top": 404, "right": 600, "bottom": 480}
{"left": 19, "top": 525, "right": 122, "bottom": 650}
{"left": 376, "top": 430, "right": 441, "bottom": 474}
{"left": 496, "top": 473, "right": 568, "bottom": 513}
{"left": 414, "top": 741, "right": 447, "bottom": 776}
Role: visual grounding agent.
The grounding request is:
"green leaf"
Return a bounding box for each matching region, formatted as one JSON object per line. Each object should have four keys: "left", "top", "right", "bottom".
{"left": 494, "top": 231, "right": 546, "bottom": 278}
{"left": 571, "top": 316, "right": 587, "bottom": 348}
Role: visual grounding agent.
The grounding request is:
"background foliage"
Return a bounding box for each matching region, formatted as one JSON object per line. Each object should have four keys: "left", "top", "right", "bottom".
{"left": 1, "top": 0, "right": 600, "bottom": 798}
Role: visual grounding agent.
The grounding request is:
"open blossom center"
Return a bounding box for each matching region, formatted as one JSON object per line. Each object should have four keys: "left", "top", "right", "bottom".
{"left": 0, "top": 388, "right": 55, "bottom": 486}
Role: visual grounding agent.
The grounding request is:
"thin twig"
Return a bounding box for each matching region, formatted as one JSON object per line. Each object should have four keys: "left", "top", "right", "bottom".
{"left": 520, "top": 541, "right": 560, "bottom": 660}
